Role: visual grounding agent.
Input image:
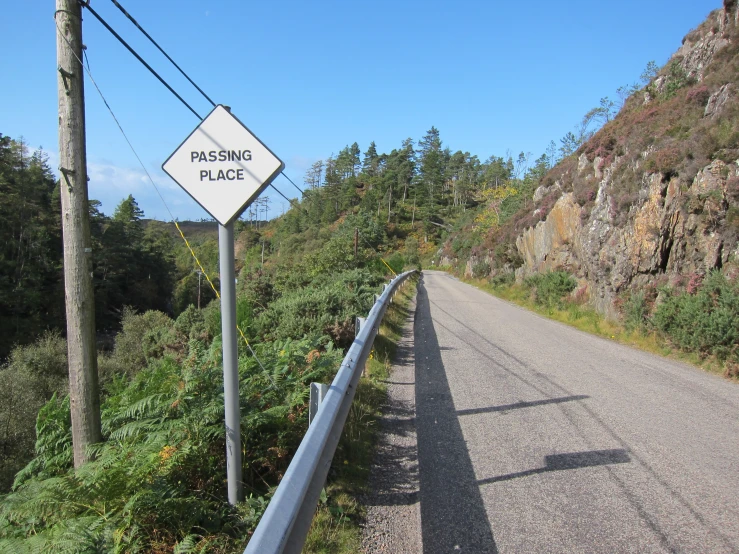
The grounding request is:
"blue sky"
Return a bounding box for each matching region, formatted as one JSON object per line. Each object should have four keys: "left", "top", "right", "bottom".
{"left": 2, "top": 0, "right": 720, "bottom": 221}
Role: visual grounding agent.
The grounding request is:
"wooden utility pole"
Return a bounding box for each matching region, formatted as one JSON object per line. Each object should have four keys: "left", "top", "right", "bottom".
{"left": 56, "top": 0, "right": 102, "bottom": 468}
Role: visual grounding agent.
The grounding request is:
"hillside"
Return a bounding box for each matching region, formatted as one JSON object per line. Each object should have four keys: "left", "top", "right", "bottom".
{"left": 447, "top": 2, "right": 739, "bottom": 324}
{"left": 2, "top": 4, "right": 738, "bottom": 550}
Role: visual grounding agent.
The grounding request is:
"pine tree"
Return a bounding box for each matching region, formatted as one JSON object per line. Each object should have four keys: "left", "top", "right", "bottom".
{"left": 362, "top": 141, "right": 379, "bottom": 177}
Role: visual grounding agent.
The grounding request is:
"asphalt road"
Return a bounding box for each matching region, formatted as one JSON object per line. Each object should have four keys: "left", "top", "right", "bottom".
{"left": 410, "top": 270, "right": 739, "bottom": 553}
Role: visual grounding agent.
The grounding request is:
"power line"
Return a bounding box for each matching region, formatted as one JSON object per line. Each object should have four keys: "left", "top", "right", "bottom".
{"left": 269, "top": 184, "right": 295, "bottom": 206}
{"left": 108, "top": 0, "right": 216, "bottom": 108}
{"left": 281, "top": 171, "right": 304, "bottom": 195}
{"left": 81, "top": 1, "right": 303, "bottom": 219}
{"left": 59, "top": 24, "right": 276, "bottom": 385}
{"left": 57, "top": 16, "right": 177, "bottom": 224}
{"left": 80, "top": 1, "right": 202, "bottom": 119}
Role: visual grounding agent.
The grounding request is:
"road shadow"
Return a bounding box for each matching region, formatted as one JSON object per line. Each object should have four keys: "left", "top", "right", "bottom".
{"left": 457, "top": 395, "right": 589, "bottom": 417}
{"left": 415, "top": 277, "right": 499, "bottom": 554}
{"left": 477, "top": 449, "right": 631, "bottom": 485}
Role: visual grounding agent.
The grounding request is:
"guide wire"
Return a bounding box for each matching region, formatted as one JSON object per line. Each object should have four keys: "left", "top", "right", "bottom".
{"left": 57, "top": 18, "right": 275, "bottom": 385}
{"left": 357, "top": 230, "right": 398, "bottom": 277}
{"left": 72, "top": 2, "right": 306, "bottom": 386}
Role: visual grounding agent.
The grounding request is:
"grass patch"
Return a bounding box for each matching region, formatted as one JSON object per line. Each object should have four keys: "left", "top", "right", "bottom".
{"left": 463, "top": 275, "right": 735, "bottom": 379}
{"left": 303, "top": 274, "right": 419, "bottom": 553}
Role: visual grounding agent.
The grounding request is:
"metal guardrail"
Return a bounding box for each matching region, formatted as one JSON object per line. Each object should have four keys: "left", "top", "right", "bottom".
{"left": 244, "top": 270, "right": 417, "bottom": 554}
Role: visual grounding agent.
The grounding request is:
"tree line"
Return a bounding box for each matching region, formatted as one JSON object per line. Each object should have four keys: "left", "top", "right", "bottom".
{"left": 0, "top": 134, "right": 176, "bottom": 359}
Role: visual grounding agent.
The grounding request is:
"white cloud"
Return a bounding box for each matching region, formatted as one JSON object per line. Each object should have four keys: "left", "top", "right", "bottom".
{"left": 88, "top": 161, "right": 177, "bottom": 193}
{"left": 86, "top": 160, "right": 207, "bottom": 219}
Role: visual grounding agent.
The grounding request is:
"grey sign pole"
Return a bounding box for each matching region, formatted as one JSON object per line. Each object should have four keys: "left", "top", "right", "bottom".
{"left": 219, "top": 222, "right": 243, "bottom": 505}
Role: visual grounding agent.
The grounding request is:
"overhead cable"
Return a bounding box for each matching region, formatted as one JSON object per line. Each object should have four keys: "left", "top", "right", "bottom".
{"left": 58, "top": 21, "right": 275, "bottom": 383}
{"left": 108, "top": 0, "right": 216, "bottom": 108}
{"left": 81, "top": 1, "right": 303, "bottom": 214}
{"left": 80, "top": 0, "right": 203, "bottom": 119}
{"left": 280, "top": 171, "right": 304, "bottom": 195}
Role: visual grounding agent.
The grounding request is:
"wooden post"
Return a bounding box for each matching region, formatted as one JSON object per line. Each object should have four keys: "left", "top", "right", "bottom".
{"left": 387, "top": 185, "right": 392, "bottom": 223}
{"left": 354, "top": 227, "right": 358, "bottom": 258}
{"left": 56, "top": 0, "right": 102, "bottom": 468}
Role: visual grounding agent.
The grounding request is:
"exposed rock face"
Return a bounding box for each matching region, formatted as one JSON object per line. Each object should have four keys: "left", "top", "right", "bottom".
{"left": 705, "top": 83, "right": 735, "bottom": 117}
{"left": 464, "top": 255, "right": 493, "bottom": 278}
{"left": 533, "top": 180, "right": 562, "bottom": 203}
{"left": 515, "top": 157, "right": 738, "bottom": 319}
{"left": 510, "top": 3, "right": 739, "bottom": 320}
{"left": 674, "top": 8, "right": 731, "bottom": 81}
{"left": 515, "top": 193, "right": 581, "bottom": 277}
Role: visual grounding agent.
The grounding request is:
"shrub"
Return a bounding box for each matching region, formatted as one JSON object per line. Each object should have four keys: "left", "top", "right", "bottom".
{"left": 173, "top": 304, "right": 209, "bottom": 341}
{"left": 0, "top": 368, "right": 51, "bottom": 493}
{"left": 110, "top": 308, "right": 176, "bottom": 377}
{"left": 0, "top": 333, "right": 344, "bottom": 552}
{"left": 3, "top": 332, "right": 68, "bottom": 399}
{"left": 645, "top": 145, "right": 682, "bottom": 177}
{"left": 403, "top": 237, "right": 421, "bottom": 269}
{"left": 0, "top": 333, "right": 69, "bottom": 492}
{"left": 525, "top": 271, "right": 577, "bottom": 309}
{"left": 663, "top": 60, "right": 695, "bottom": 98}
{"left": 686, "top": 85, "right": 711, "bottom": 106}
{"left": 471, "top": 260, "right": 491, "bottom": 278}
{"left": 386, "top": 253, "right": 406, "bottom": 275}
{"left": 653, "top": 270, "right": 739, "bottom": 362}
{"left": 493, "top": 242, "right": 523, "bottom": 269}
{"left": 257, "top": 269, "right": 383, "bottom": 348}
{"left": 490, "top": 272, "right": 515, "bottom": 288}
{"left": 623, "top": 291, "right": 648, "bottom": 331}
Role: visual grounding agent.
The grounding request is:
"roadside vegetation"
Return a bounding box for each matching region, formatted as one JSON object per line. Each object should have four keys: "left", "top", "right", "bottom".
{"left": 459, "top": 269, "right": 739, "bottom": 379}
{"left": 303, "top": 276, "right": 418, "bottom": 554}
{"left": 3, "top": 8, "right": 739, "bottom": 549}
{"left": 0, "top": 125, "right": 435, "bottom": 552}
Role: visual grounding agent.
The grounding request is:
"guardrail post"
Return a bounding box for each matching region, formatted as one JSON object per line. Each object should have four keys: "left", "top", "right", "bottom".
{"left": 355, "top": 316, "right": 366, "bottom": 336}
{"left": 356, "top": 316, "right": 367, "bottom": 376}
{"left": 309, "top": 383, "right": 330, "bottom": 426}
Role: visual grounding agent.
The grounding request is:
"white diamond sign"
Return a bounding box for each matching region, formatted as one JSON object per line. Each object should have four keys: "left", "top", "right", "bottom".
{"left": 162, "top": 105, "right": 284, "bottom": 226}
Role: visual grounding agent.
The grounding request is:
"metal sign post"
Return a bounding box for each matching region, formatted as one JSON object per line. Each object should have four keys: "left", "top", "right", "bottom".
{"left": 219, "top": 222, "right": 242, "bottom": 503}
{"left": 163, "top": 105, "right": 284, "bottom": 505}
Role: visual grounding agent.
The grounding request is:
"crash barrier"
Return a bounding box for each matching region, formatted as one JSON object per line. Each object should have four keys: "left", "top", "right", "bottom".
{"left": 244, "top": 270, "right": 417, "bottom": 554}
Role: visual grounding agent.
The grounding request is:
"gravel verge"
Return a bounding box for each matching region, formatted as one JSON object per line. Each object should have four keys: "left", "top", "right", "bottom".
{"left": 360, "top": 294, "right": 422, "bottom": 553}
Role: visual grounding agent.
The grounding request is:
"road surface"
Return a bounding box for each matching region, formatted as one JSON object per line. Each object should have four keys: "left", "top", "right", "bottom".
{"left": 363, "top": 270, "right": 739, "bottom": 553}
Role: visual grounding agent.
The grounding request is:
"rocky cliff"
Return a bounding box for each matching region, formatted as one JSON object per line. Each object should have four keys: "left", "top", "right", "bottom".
{"left": 511, "top": 2, "right": 739, "bottom": 318}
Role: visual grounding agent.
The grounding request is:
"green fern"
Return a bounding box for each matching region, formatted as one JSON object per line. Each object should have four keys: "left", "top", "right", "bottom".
{"left": 1, "top": 308, "right": 346, "bottom": 552}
